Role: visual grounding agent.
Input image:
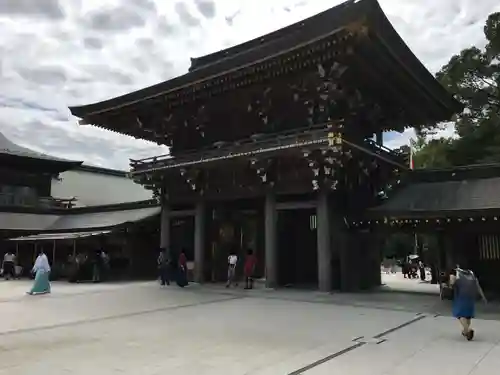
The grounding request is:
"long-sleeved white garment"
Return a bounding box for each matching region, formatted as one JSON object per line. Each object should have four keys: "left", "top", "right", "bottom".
{"left": 33, "top": 254, "right": 51, "bottom": 273}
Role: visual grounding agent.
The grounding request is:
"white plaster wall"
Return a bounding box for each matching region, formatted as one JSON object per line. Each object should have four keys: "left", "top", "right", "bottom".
{"left": 51, "top": 169, "right": 152, "bottom": 207}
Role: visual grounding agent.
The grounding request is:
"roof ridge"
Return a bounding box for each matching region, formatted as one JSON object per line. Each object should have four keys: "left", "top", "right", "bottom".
{"left": 189, "top": 0, "right": 363, "bottom": 72}
{"left": 0, "top": 131, "right": 80, "bottom": 164}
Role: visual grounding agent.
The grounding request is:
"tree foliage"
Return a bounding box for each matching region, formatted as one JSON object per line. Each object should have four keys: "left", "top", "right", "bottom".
{"left": 383, "top": 233, "right": 414, "bottom": 259}
{"left": 414, "top": 12, "right": 500, "bottom": 167}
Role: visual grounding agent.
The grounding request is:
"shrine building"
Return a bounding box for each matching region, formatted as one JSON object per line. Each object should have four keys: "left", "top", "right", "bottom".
{"left": 0, "top": 131, "right": 160, "bottom": 280}
{"left": 361, "top": 164, "right": 500, "bottom": 294}
{"left": 69, "top": 0, "right": 460, "bottom": 291}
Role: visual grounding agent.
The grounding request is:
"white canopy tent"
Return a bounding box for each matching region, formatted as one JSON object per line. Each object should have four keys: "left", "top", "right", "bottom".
{"left": 8, "top": 230, "right": 112, "bottom": 267}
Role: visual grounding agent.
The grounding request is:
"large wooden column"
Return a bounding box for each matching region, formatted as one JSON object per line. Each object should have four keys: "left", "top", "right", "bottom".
{"left": 160, "top": 200, "right": 170, "bottom": 250}
{"left": 194, "top": 200, "right": 206, "bottom": 283}
{"left": 338, "top": 228, "right": 381, "bottom": 292}
{"left": 368, "top": 231, "right": 384, "bottom": 287}
{"left": 265, "top": 192, "right": 278, "bottom": 288}
{"left": 317, "top": 189, "right": 332, "bottom": 292}
{"left": 339, "top": 227, "right": 357, "bottom": 292}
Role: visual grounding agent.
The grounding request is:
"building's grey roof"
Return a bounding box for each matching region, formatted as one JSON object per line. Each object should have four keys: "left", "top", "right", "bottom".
{"left": 46, "top": 206, "right": 160, "bottom": 231}
{"left": 0, "top": 212, "right": 60, "bottom": 231}
{"left": 0, "top": 132, "right": 79, "bottom": 164}
{"left": 372, "top": 177, "right": 500, "bottom": 216}
{"left": 0, "top": 205, "right": 160, "bottom": 232}
{"left": 76, "top": 164, "right": 127, "bottom": 177}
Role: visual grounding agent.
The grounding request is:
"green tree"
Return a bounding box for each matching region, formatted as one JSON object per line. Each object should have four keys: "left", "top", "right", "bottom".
{"left": 383, "top": 233, "right": 414, "bottom": 259}
{"left": 411, "top": 136, "right": 453, "bottom": 168}
{"left": 428, "top": 12, "right": 500, "bottom": 166}
{"left": 411, "top": 12, "right": 500, "bottom": 168}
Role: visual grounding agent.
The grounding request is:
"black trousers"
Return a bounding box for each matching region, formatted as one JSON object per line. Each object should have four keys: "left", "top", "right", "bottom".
{"left": 245, "top": 277, "right": 254, "bottom": 289}
{"left": 159, "top": 267, "right": 170, "bottom": 285}
{"left": 3, "top": 262, "right": 15, "bottom": 279}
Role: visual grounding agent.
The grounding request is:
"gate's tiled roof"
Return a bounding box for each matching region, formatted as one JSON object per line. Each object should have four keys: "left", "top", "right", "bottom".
{"left": 69, "top": 0, "right": 460, "bottom": 120}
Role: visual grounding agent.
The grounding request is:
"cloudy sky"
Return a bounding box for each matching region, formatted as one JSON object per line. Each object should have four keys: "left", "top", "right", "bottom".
{"left": 0, "top": 0, "right": 499, "bottom": 170}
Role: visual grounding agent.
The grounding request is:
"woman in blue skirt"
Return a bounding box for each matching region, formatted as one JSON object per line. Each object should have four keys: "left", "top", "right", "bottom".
{"left": 27, "top": 250, "right": 51, "bottom": 295}
{"left": 449, "top": 266, "right": 487, "bottom": 341}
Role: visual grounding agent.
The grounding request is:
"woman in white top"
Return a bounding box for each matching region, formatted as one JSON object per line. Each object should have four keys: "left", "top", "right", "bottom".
{"left": 27, "top": 250, "right": 51, "bottom": 295}
{"left": 226, "top": 251, "right": 238, "bottom": 288}
{"left": 2, "top": 251, "right": 16, "bottom": 280}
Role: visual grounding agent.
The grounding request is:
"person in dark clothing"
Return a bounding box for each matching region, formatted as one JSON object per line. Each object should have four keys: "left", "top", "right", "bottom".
{"left": 157, "top": 248, "right": 170, "bottom": 286}
{"left": 177, "top": 249, "right": 188, "bottom": 287}
{"left": 92, "top": 250, "right": 102, "bottom": 283}
{"left": 419, "top": 261, "right": 426, "bottom": 281}
{"left": 402, "top": 262, "right": 409, "bottom": 279}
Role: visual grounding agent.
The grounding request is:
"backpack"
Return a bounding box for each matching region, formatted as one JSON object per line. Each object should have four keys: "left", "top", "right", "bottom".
{"left": 456, "top": 269, "right": 478, "bottom": 299}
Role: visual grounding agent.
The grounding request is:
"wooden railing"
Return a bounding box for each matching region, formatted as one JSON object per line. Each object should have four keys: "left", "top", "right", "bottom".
{"left": 129, "top": 124, "right": 405, "bottom": 174}
{"left": 130, "top": 124, "right": 338, "bottom": 173}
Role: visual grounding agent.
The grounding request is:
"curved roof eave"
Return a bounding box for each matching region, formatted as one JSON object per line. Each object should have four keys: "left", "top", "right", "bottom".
{"left": 68, "top": 0, "right": 378, "bottom": 118}
{"left": 368, "top": 0, "right": 462, "bottom": 117}
{"left": 69, "top": 0, "right": 460, "bottom": 121}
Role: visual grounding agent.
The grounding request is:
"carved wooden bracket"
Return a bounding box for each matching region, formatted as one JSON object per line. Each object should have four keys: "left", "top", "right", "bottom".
{"left": 303, "top": 148, "right": 342, "bottom": 191}
{"left": 249, "top": 157, "right": 275, "bottom": 187}
{"left": 179, "top": 167, "right": 205, "bottom": 195}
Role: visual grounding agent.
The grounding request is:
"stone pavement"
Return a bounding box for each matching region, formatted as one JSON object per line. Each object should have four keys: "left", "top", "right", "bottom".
{"left": 0, "top": 280, "right": 499, "bottom": 374}
{"left": 380, "top": 272, "right": 440, "bottom": 295}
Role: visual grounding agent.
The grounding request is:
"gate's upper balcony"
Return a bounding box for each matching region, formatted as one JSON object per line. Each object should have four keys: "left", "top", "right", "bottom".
{"left": 129, "top": 124, "right": 406, "bottom": 177}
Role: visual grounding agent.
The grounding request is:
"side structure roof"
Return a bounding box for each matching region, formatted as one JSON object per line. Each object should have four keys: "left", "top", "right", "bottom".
{"left": 0, "top": 132, "right": 82, "bottom": 172}
{"left": 0, "top": 200, "right": 160, "bottom": 232}
{"left": 369, "top": 164, "right": 500, "bottom": 218}
{"left": 69, "top": 0, "right": 461, "bottom": 120}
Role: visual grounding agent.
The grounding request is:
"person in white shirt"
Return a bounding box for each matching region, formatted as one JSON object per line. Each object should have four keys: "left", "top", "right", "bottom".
{"left": 27, "top": 250, "right": 51, "bottom": 295}
{"left": 2, "top": 252, "right": 16, "bottom": 280}
{"left": 226, "top": 251, "right": 238, "bottom": 288}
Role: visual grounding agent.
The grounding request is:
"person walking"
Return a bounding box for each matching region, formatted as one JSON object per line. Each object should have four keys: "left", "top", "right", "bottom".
{"left": 402, "top": 261, "right": 409, "bottom": 279}
{"left": 2, "top": 251, "right": 16, "bottom": 280}
{"left": 176, "top": 249, "right": 188, "bottom": 287}
{"left": 449, "top": 265, "right": 487, "bottom": 341}
{"left": 418, "top": 260, "right": 426, "bottom": 281}
{"left": 91, "top": 250, "right": 103, "bottom": 283}
{"left": 157, "top": 248, "right": 170, "bottom": 286}
{"left": 226, "top": 250, "right": 238, "bottom": 288}
{"left": 243, "top": 249, "right": 257, "bottom": 290}
{"left": 27, "top": 250, "right": 51, "bottom": 295}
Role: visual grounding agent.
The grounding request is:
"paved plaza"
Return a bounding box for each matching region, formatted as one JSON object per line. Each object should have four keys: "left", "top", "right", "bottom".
{"left": 0, "top": 281, "right": 499, "bottom": 374}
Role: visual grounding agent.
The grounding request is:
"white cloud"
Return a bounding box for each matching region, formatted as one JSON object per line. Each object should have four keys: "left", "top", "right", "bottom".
{"left": 0, "top": 0, "right": 498, "bottom": 169}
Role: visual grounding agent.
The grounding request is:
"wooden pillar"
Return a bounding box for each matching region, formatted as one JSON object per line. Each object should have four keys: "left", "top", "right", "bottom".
{"left": 370, "top": 231, "right": 384, "bottom": 287}
{"left": 339, "top": 230, "right": 353, "bottom": 292}
{"left": 194, "top": 200, "right": 206, "bottom": 283}
{"left": 317, "top": 189, "right": 332, "bottom": 292}
{"left": 52, "top": 240, "right": 56, "bottom": 266}
{"left": 265, "top": 192, "right": 278, "bottom": 288}
{"left": 160, "top": 200, "right": 170, "bottom": 249}
{"left": 336, "top": 216, "right": 359, "bottom": 292}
